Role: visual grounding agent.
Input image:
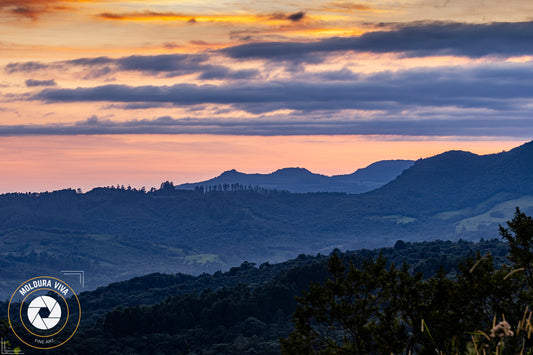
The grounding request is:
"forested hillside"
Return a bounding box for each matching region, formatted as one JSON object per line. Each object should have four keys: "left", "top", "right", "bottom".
{"left": 1, "top": 237, "right": 510, "bottom": 354}
{"left": 2, "top": 141, "right": 533, "bottom": 300}
{"left": 367, "top": 141, "right": 533, "bottom": 215}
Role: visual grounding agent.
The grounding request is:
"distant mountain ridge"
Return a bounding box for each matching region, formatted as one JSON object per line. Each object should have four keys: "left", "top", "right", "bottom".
{"left": 366, "top": 141, "right": 533, "bottom": 215}
{"left": 2, "top": 141, "right": 533, "bottom": 299}
{"left": 176, "top": 160, "right": 415, "bottom": 194}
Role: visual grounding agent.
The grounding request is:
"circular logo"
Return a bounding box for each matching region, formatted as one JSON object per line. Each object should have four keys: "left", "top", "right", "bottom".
{"left": 27, "top": 296, "right": 62, "bottom": 330}
{"left": 7, "top": 276, "right": 81, "bottom": 350}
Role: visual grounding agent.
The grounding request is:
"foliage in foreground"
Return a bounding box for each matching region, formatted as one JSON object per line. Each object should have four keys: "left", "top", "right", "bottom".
{"left": 281, "top": 208, "right": 533, "bottom": 354}
{"left": 0, "top": 219, "right": 516, "bottom": 353}
{"left": 0, "top": 319, "right": 21, "bottom": 354}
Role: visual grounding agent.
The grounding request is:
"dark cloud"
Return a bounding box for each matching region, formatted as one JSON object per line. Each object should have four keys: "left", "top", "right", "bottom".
{"left": 222, "top": 21, "right": 533, "bottom": 61}
{"left": 5, "top": 61, "right": 50, "bottom": 73}
{"left": 103, "top": 103, "right": 173, "bottom": 110}
{"left": 10, "top": 20, "right": 533, "bottom": 79}
{"left": 67, "top": 56, "right": 115, "bottom": 66}
{"left": 270, "top": 11, "right": 306, "bottom": 22}
{"left": 268, "top": 11, "right": 305, "bottom": 22}
{"left": 30, "top": 63, "right": 533, "bottom": 114}
{"left": 198, "top": 67, "right": 259, "bottom": 80}
{"left": 306, "top": 68, "right": 360, "bottom": 81}
{"left": 163, "top": 42, "right": 181, "bottom": 49}
{"left": 0, "top": 115, "right": 532, "bottom": 138}
{"left": 9, "top": 6, "right": 38, "bottom": 19}
{"left": 228, "top": 30, "right": 289, "bottom": 43}
{"left": 25, "top": 79, "right": 57, "bottom": 87}
{"left": 189, "top": 40, "right": 210, "bottom": 46}
{"left": 82, "top": 67, "right": 113, "bottom": 80}
{"left": 99, "top": 10, "right": 305, "bottom": 23}
{"left": 114, "top": 54, "right": 208, "bottom": 73}
{"left": 287, "top": 11, "right": 305, "bottom": 22}
{"left": 0, "top": 0, "right": 72, "bottom": 20}
{"left": 328, "top": 2, "right": 373, "bottom": 11}
{"left": 98, "top": 10, "right": 190, "bottom": 21}
{"left": 5, "top": 53, "right": 256, "bottom": 80}
{"left": 98, "top": 12, "right": 124, "bottom": 20}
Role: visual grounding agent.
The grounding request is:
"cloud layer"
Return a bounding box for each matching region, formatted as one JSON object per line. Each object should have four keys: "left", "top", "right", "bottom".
{"left": 30, "top": 63, "right": 533, "bottom": 114}
{"left": 223, "top": 21, "right": 533, "bottom": 61}
{"left": 6, "top": 54, "right": 259, "bottom": 80}
{"left": 5, "top": 19, "right": 533, "bottom": 139}
{"left": 25, "top": 79, "right": 56, "bottom": 87}
{"left": 1, "top": 115, "right": 532, "bottom": 137}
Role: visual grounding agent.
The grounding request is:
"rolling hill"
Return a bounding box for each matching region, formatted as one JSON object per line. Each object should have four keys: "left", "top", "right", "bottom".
{"left": 0, "top": 239, "right": 509, "bottom": 354}
{"left": 176, "top": 160, "right": 415, "bottom": 194}
{"left": 1, "top": 141, "right": 533, "bottom": 298}
{"left": 366, "top": 141, "right": 533, "bottom": 215}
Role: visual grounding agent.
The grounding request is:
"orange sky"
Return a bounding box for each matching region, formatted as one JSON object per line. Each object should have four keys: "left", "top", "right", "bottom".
{"left": 0, "top": 135, "right": 524, "bottom": 193}
{"left": 1, "top": 0, "right": 533, "bottom": 192}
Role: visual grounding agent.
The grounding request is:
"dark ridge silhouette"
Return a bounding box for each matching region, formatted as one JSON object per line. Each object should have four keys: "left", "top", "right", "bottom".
{"left": 176, "top": 160, "right": 415, "bottom": 194}
{"left": 1, "top": 141, "right": 533, "bottom": 299}
{"left": 366, "top": 141, "right": 533, "bottom": 215}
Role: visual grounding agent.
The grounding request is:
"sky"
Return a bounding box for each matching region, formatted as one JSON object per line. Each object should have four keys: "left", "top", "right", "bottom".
{"left": 1, "top": 0, "right": 532, "bottom": 192}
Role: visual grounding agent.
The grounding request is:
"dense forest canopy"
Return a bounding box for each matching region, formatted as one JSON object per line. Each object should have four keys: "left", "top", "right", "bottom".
{"left": 1, "top": 213, "right": 526, "bottom": 354}
{"left": 3, "top": 142, "right": 533, "bottom": 300}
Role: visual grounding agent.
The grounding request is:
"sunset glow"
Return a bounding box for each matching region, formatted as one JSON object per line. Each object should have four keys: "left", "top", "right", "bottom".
{"left": 2, "top": 0, "right": 533, "bottom": 192}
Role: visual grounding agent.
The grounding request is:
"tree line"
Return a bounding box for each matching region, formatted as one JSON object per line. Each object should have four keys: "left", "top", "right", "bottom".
{"left": 0, "top": 212, "right": 525, "bottom": 354}
{"left": 282, "top": 208, "right": 533, "bottom": 354}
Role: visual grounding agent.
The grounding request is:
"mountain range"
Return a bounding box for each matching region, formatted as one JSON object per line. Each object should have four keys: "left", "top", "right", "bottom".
{"left": 1, "top": 140, "right": 533, "bottom": 298}
{"left": 0, "top": 239, "right": 508, "bottom": 354}
{"left": 176, "top": 160, "right": 415, "bottom": 194}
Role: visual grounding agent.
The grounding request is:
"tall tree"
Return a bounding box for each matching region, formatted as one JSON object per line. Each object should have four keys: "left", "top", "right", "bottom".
{"left": 499, "top": 207, "right": 533, "bottom": 289}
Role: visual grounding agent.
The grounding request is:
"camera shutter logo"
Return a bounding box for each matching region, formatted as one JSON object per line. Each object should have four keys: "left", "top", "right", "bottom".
{"left": 8, "top": 276, "right": 81, "bottom": 350}
{"left": 27, "top": 296, "right": 62, "bottom": 330}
